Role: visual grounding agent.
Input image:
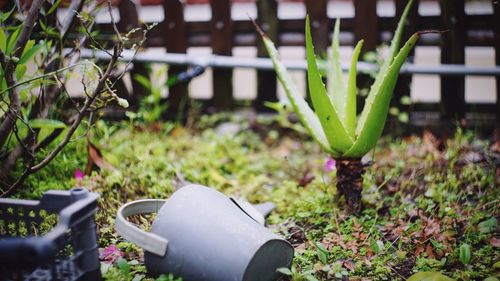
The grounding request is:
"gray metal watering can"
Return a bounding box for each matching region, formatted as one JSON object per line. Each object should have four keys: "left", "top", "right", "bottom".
{"left": 115, "top": 184, "right": 294, "bottom": 281}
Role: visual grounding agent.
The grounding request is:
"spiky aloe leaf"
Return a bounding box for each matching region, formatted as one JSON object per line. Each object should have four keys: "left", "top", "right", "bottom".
{"left": 305, "top": 16, "right": 353, "bottom": 153}
{"left": 345, "top": 39, "right": 364, "bottom": 138}
{"left": 355, "top": 0, "right": 414, "bottom": 137}
{"left": 259, "top": 25, "right": 337, "bottom": 156}
{"left": 344, "top": 33, "right": 419, "bottom": 157}
{"left": 327, "top": 18, "right": 345, "bottom": 118}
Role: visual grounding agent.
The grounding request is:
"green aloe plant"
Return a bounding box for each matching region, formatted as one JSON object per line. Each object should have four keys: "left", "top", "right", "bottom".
{"left": 257, "top": 0, "right": 418, "bottom": 212}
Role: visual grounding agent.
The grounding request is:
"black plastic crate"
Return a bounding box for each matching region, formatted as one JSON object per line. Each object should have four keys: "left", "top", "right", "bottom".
{"left": 0, "top": 188, "right": 101, "bottom": 281}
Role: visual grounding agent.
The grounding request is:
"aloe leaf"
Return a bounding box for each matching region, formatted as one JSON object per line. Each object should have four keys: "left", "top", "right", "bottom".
{"left": 355, "top": 0, "right": 414, "bottom": 136}
{"left": 345, "top": 39, "right": 363, "bottom": 138}
{"left": 345, "top": 33, "right": 419, "bottom": 157}
{"left": 260, "top": 28, "right": 337, "bottom": 156}
{"left": 327, "top": 18, "right": 345, "bottom": 118}
{"left": 306, "top": 16, "right": 353, "bottom": 153}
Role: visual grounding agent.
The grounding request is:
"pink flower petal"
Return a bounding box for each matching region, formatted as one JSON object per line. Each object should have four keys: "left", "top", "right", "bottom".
{"left": 324, "top": 157, "right": 336, "bottom": 172}
{"left": 74, "top": 168, "right": 84, "bottom": 180}
{"left": 99, "top": 244, "right": 124, "bottom": 264}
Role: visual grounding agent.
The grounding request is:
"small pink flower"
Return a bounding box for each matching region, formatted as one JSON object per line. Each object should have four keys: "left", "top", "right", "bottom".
{"left": 99, "top": 244, "right": 124, "bottom": 264}
{"left": 74, "top": 168, "right": 84, "bottom": 181}
{"left": 324, "top": 157, "right": 336, "bottom": 172}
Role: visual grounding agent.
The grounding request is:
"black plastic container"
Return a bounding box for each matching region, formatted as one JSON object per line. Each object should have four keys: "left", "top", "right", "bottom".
{"left": 0, "top": 188, "right": 101, "bottom": 281}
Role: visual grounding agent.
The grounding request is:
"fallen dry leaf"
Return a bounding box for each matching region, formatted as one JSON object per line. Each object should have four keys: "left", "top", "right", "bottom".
{"left": 298, "top": 171, "right": 315, "bottom": 187}
{"left": 87, "top": 140, "right": 117, "bottom": 174}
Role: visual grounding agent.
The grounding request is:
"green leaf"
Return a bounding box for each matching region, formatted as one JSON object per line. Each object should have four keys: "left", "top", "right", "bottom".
{"left": 15, "top": 64, "right": 27, "bottom": 81}
{"left": 345, "top": 33, "right": 419, "bottom": 157}
{"left": 0, "top": 6, "right": 15, "bottom": 23}
{"left": 355, "top": 0, "right": 415, "bottom": 138}
{"left": 315, "top": 242, "right": 328, "bottom": 264}
{"left": 345, "top": 39, "right": 363, "bottom": 138}
{"left": 327, "top": 18, "right": 346, "bottom": 118}
{"left": 478, "top": 217, "right": 497, "bottom": 234}
{"left": 6, "top": 27, "right": 21, "bottom": 54}
{"left": 305, "top": 16, "right": 353, "bottom": 153}
{"left": 370, "top": 239, "right": 384, "bottom": 254}
{"left": 0, "top": 28, "right": 6, "bottom": 52}
{"left": 134, "top": 74, "right": 151, "bottom": 90}
{"left": 29, "top": 119, "right": 67, "bottom": 129}
{"left": 276, "top": 267, "right": 293, "bottom": 276}
{"left": 117, "top": 258, "right": 130, "bottom": 277}
{"left": 305, "top": 275, "right": 320, "bottom": 281}
{"left": 407, "top": 272, "right": 454, "bottom": 281}
{"left": 261, "top": 28, "right": 336, "bottom": 156}
{"left": 47, "top": 0, "right": 62, "bottom": 15}
{"left": 19, "top": 41, "right": 42, "bottom": 64}
{"left": 459, "top": 243, "right": 471, "bottom": 265}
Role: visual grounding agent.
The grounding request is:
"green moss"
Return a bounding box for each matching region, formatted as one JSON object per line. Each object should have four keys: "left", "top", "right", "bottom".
{"left": 10, "top": 114, "right": 499, "bottom": 280}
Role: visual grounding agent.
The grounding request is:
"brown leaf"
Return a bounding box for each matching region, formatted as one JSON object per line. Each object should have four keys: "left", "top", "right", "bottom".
{"left": 422, "top": 129, "right": 443, "bottom": 151}
{"left": 415, "top": 245, "right": 424, "bottom": 256}
{"left": 425, "top": 243, "right": 436, "bottom": 259}
{"left": 287, "top": 226, "right": 307, "bottom": 247}
{"left": 298, "top": 171, "right": 315, "bottom": 187}
{"left": 490, "top": 237, "right": 500, "bottom": 248}
{"left": 342, "top": 260, "right": 356, "bottom": 271}
{"left": 87, "top": 141, "right": 117, "bottom": 174}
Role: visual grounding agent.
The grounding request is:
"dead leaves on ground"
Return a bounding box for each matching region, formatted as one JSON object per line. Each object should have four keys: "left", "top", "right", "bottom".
{"left": 87, "top": 140, "right": 118, "bottom": 174}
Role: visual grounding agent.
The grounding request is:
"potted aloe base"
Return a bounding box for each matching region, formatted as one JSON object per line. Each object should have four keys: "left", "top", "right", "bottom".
{"left": 258, "top": 0, "right": 419, "bottom": 213}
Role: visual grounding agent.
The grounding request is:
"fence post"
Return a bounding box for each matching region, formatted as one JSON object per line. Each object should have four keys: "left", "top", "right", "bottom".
{"left": 354, "top": 0, "right": 378, "bottom": 112}
{"left": 439, "top": 0, "right": 466, "bottom": 121}
{"left": 304, "top": 0, "right": 328, "bottom": 55}
{"left": 210, "top": 0, "right": 233, "bottom": 110}
{"left": 354, "top": 0, "right": 378, "bottom": 55}
{"left": 255, "top": 0, "right": 278, "bottom": 112}
{"left": 118, "top": 0, "right": 149, "bottom": 110}
{"left": 163, "top": 0, "right": 188, "bottom": 118}
{"left": 393, "top": 0, "right": 420, "bottom": 123}
{"left": 493, "top": 1, "right": 500, "bottom": 126}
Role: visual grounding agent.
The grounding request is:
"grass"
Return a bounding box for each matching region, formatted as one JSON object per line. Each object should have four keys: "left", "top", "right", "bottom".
{"left": 13, "top": 113, "right": 499, "bottom": 281}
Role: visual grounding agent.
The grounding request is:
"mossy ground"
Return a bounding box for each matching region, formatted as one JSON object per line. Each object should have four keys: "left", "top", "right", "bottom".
{"left": 14, "top": 113, "right": 499, "bottom": 281}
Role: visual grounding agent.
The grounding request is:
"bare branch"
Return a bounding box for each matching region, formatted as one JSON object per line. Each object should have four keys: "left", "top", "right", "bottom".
{"left": 0, "top": 0, "right": 45, "bottom": 149}
{"left": 29, "top": 45, "right": 121, "bottom": 173}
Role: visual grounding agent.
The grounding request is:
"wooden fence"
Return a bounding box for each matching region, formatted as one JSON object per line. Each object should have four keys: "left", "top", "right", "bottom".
{"left": 100, "top": 0, "right": 498, "bottom": 126}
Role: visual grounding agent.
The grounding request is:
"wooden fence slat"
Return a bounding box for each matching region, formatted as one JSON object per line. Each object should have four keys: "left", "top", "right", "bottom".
{"left": 354, "top": 0, "right": 378, "bottom": 54}
{"left": 439, "top": 0, "right": 466, "bottom": 120}
{"left": 118, "top": 0, "right": 148, "bottom": 110}
{"left": 354, "top": 0, "right": 378, "bottom": 113}
{"left": 255, "top": 0, "right": 278, "bottom": 112}
{"left": 493, "top": 1, "right": 500, "bottom": 125}
{"left": 210, "top": 0, "right": 233, "bottom": 110}
{"left": 163, "top": 0, "right": 188, "bottom": 117}
{"left": 304, "top": 0, "right": 328, "bottom": 55}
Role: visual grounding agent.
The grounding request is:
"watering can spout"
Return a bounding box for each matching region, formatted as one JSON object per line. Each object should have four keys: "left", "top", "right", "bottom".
{"left": 253, "top": 202, "right": 276, "bottom": 218}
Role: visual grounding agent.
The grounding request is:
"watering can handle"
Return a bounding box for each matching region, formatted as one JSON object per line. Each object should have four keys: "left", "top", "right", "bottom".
{"left": 115, "top": 199, "right": 169, "bottom": 257}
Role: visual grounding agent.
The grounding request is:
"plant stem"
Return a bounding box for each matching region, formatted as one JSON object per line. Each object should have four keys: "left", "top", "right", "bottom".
{"left": 335, "top": 158, "right": 366, "bottom": 213}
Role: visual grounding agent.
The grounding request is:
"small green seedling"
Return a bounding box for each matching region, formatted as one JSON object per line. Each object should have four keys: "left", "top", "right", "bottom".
{"left": 257, "top": 0, "right": 418, "bottom": 212}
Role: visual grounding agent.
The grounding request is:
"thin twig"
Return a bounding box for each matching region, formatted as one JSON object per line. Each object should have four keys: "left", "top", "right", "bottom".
{"left": 30, "top": 46, "right": 121, "bottom": 172}
{"left": 0, "top": 0, "right": 45, "bottom": 149}
{"left": 1, "top": 45, "right": 121, "bottom": 197}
